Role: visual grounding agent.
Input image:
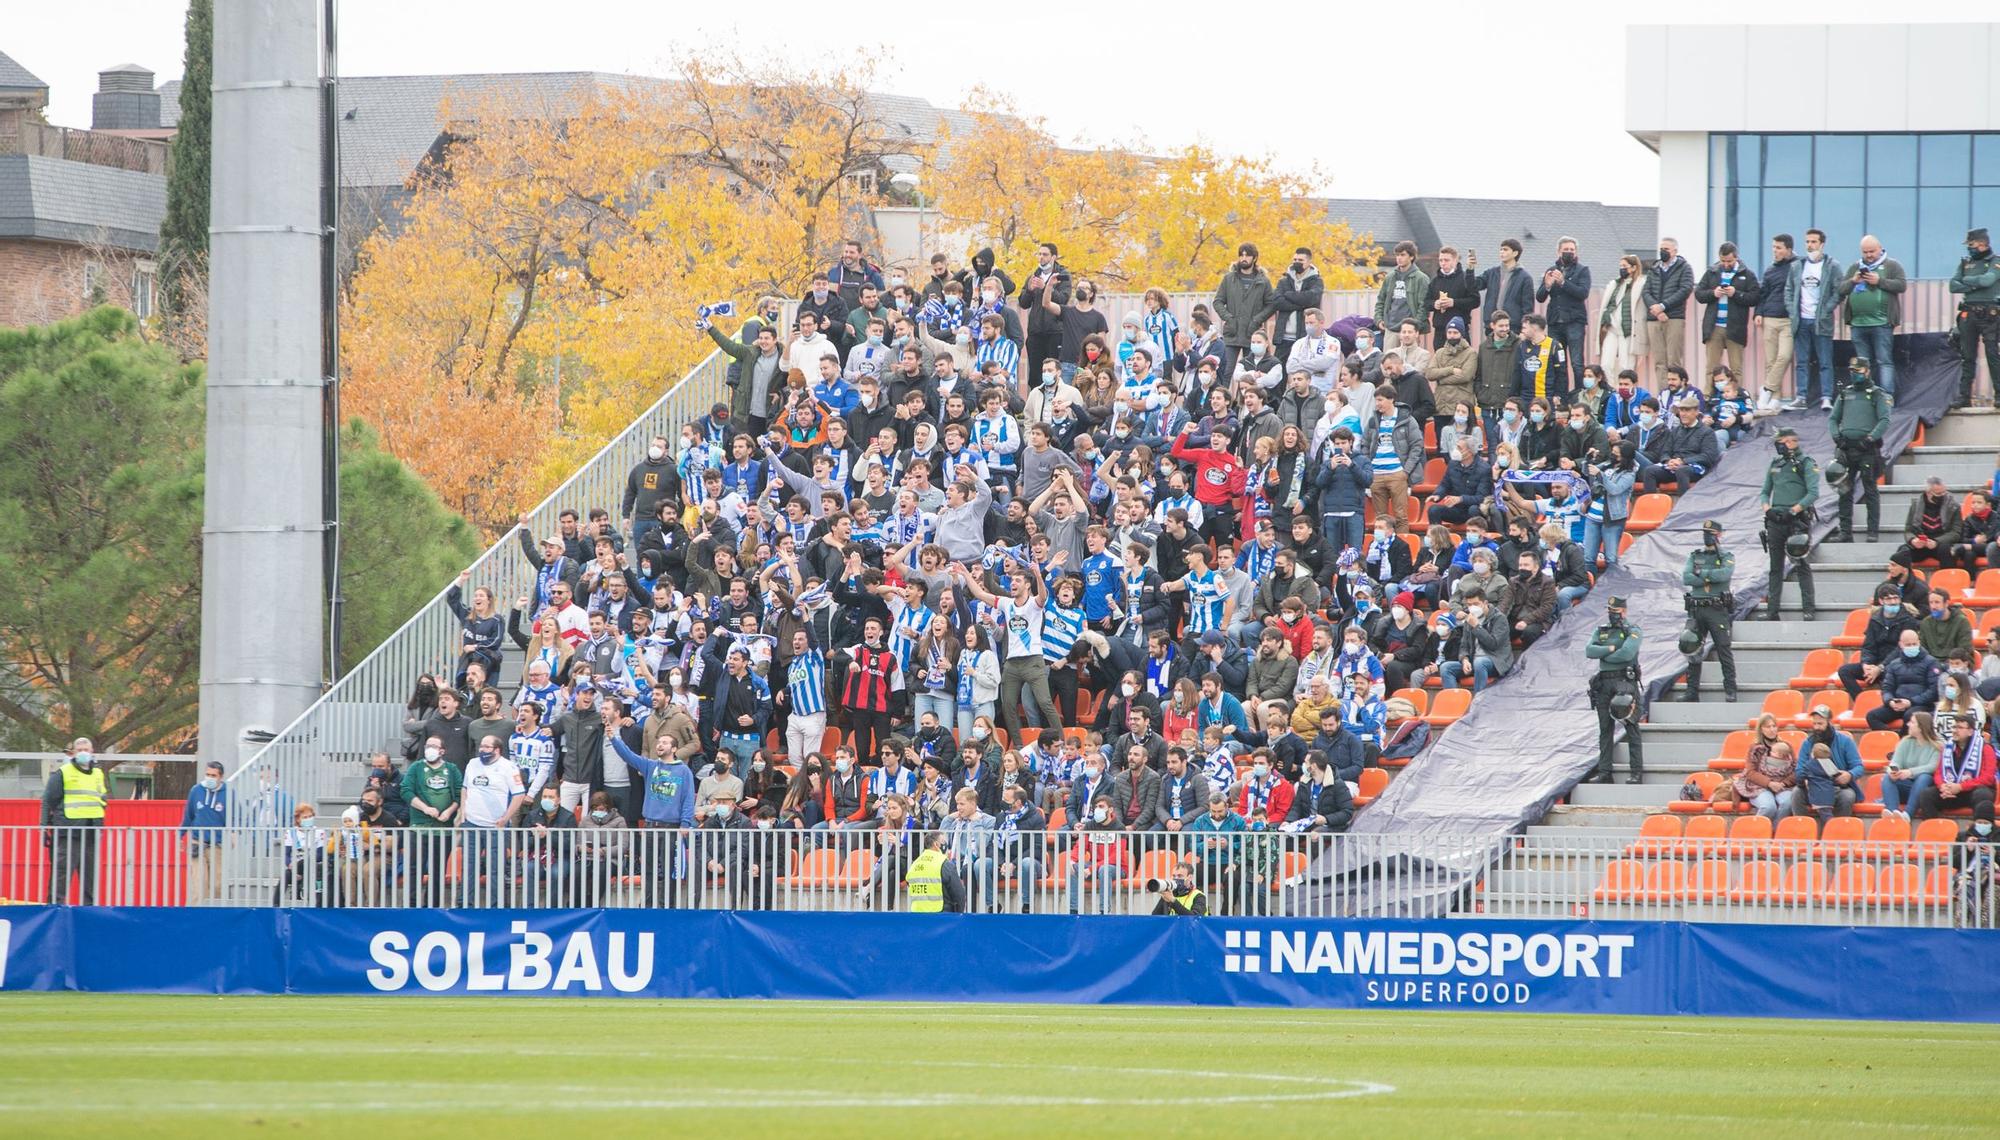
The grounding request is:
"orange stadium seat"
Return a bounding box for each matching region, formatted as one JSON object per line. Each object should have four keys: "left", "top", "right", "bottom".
{"left": 1625, "top": 493, "right": 1671, "bottom": 534}
{"left": 1637, "top": 861, "right": 1687, "bottom": 903}
{"left": 1726, "top": 814, "right": 1774, "bottom": 857}
{"left": 1772, "top": 861, "right": 1828, "bottom": 905}
{"left": 1972, "top": 570, "right": 2000, "bottom": 608}
{"left": 1592, "top": 860, "right": 1647, "bottom": 902}
{"left": 1354, "top": 768, "right": 1390, "bottom": 807}
{"left": 1424, "top": 688, "right": 1471, "bottom": 726}
{"left": 1682, "top": 815, "right": 1729, "bottom": 847}
{"left": 1668, "top": 772, "right": 1724, "bottom": 813}
{"left": 1830, "top": 609, "right": 1870, "bottom": 648}
{"left": 1858, "top": 731, "right": 1900, "bottom": 771}
{"left": 1686, "top": 859, "right": 1733, "bottom": 901}
{"left": 1729, "top": 861, "right": 1783, "bottom": 902}
{"left": 1707, "top": 730, "right": 1753, "bottom": 772}
{"left": 1822, "top": 862, "right": 1876, "bottom": 905}
{"left": 1930, "top": 569, "right": 1972, "bottom": 598}
{"left": 1820, "top": 816, "right": 1867, "bottom": 856}
{"left": 1787, "top": 648, "right": 1846, "bottom": 689}
{"left": 1627, "top": 814, "right": 1682, "bottom": 857}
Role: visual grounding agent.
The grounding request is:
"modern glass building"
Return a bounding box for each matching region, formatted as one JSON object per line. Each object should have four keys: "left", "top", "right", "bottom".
{"left": 1628, "top": 23, "right": 2000, "bottom": 275}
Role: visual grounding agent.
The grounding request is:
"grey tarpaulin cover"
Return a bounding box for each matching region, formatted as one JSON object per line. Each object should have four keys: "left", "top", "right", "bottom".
{"left": 1298, "top": 333, "right": 1959, "bottom": 916}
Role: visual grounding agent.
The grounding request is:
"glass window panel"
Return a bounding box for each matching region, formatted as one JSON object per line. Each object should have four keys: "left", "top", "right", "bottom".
{"left": 1868, "top": 135, "right": 1917, "bottom": 187}
{"left": 1725, "top": 189, "right": 1758, "bottom": 265}
{"left": 1918, "top": 187, "right": 1970, "bottom": 278}
{"left": 1816, "top": 135, "right": 1866, "bottom": 186}
{"left": 1814, "top": 188, "right": 1864, "bottom": 252}
{"left": 1865, "top": 187, "right": 1917, "bottom": 263}
{"left": 1975, "top": 134, "right": 2000, "bottom": 186}
{"left": 1735, "top": 135, "right": 1761, "bottom": 188}
{"left": 1711, "top": 134, "right": 1734, "bottom": 188}
{"left": 1765, "top": 135, "right": 1812, "bottom": 187}
{"left": 1761, "top": 189, "right": 1812, "bottom": 264}
{"left": 1976, "top": 190, "right": 2000, "bottom": 239}
{"left": 1920, "top": 134, "right": 1971, "bottom": 187}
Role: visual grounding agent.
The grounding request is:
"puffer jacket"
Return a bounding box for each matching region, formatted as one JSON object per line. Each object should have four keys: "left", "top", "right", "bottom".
{"left": 1425, "top": 341, "right": 1478, "bottom": 414}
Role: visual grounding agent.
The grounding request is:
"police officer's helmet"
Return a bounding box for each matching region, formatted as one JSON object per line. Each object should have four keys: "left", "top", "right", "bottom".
{"left": 1824, "top": 461, "right": 1848, "bottom": 485}
{"left": 1608, "top": 692, "right": 1637, "bottom": 719}
{"left": 1678, "top": 629, "right": 1702, "bottom": 655}
{"left": 1785, "top": 532, "right": 1810, "bottom": 557}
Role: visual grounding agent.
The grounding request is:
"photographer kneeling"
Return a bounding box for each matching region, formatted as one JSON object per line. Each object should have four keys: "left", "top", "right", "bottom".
{"left": 1150, "top": 858, "right": 1208, "bottom": 916}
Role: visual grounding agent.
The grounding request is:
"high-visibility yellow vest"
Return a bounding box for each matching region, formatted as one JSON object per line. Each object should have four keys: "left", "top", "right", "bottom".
{"left": 60, "top": 764, "right": 107, "bottom": 820}
{"left": 905, "top": 848, "right": 946, "bottom": 912}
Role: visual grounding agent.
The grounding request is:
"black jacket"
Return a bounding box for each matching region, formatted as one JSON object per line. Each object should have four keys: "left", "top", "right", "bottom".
{"left": 1426, "top": 267, "right": 1482, "bottom": 333}
{"left": 1535, "top": 259, "right": 1594, "bottom": 326}
{"left": 550, "top": 706, "right": 606, "bottom": 789}
{"left": 1270, "top": 265, "right": 1326, "bottom": 343}
{"left": 1695, "top": 262, "right": 1762, "bottom": 343}
{"left": 1642, "top": 257, "right": 1696, "bottom": 320}
{"left": 1858, "top": 604, "right": 1923, "bottom": 666}
{"left": 1018, "top": 261, "right": 1072, "bottom": 337}
{"left": 1286, "top": 777, "right": 1356, "bottom": 832}
{"left": 1308, "top": 727, "right": 1366, "bottom": 784}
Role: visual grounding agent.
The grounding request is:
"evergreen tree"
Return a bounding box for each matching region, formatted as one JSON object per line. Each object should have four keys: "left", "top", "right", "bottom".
{"left": 159, "top": 0, "right": 212, "bottom": 319}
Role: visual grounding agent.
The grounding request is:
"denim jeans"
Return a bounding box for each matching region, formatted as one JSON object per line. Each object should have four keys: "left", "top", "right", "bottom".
{"left": 1441, "top": 655, "right": 1497, "bottom": 691}
{"left": 913, "top": 690, "right": 956, "bottom": 726}
{"left": 1067, "top": 862, "right": 1125, "bottom": 914}
{"left": 956, "top": 701, "right": 995, "bottom": 741}
{"left": 1323, "top": 512, "right": 1364, "bottom": 558}
{"left": 1582, "top": 517, "right": 1626, "bottom": 569}
{"left": 1557, "top": 584, "right": 1592, "bottom": 609}
{"left": 718, "top": 732, "right": 760, "bottom": 767}
{"left": 1879, "top": 773, "right": 1933, "bottom": 815}
{"left": 631, "top": 517, "right": 662, "bottom": 560}
{"left": 976, "top": 854, "right": 1043, "bottom": 912}
{"left": 1794, "top": 318, "right": 1834, "bottom": 403}
{"left": 1850, "top": 324, "right": 1895, "bottom": 394}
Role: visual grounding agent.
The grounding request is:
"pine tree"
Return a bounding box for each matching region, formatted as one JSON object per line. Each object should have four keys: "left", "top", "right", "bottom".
{"left": 158, "top": 0, "right": 211, "bottom": 320}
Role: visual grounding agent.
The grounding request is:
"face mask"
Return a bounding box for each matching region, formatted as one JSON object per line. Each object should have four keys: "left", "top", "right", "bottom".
{"left": 1569, "top": 417, "right": 1586, "bottom": 430}
{"left": 298, "top": 816, "right": 316, "bottom": 830}
{"left": 1658, "top": 248, "right": 1672, "bottom": 262}
{"left": 1639, "top": 413, "right": 1658, "bottom": 427}
{"left": 1249, "top": 821, "right": 1267, "bottom": 831}
{"left": 983, "top": 291, "right": 1000, "bottom": 304}
{"left": 1092, "top": 806, "right": 1110, "bottom": 824}
{"left": 648, "top": 444, "right": 665, "bottom": 461}
{"left": 1251, "top": 344, "right": 1266, "bottom": 357}
{"left": 835, "top": 758, "right": 852, "bottom": 774}
{"left": 1945, "top": 685, "right": 1959, "bottom": 701}
{"left": 1583, "top": 375, "right": 1598, "bottom": 389}
{"left": 1356, "top": 338, "right": 1372, "bottom": 352}
{"left": 1252, "top": 763, "right": 1270, "bottom": 779}
{"left": 1529, "top": 410, "right": 1545, "bottom": 425}
{"left": 1119, "top": 682, "right": 1138, "bottom": 699}
{"left": 866, "top": 334, "right": 883, "bottom": 347}
{"left": 424, "top": 747, "right": 441, "bottom": 764}
{"left": 590, "top": 809, "right": 610, "bottom": 822}
{"left": 1903, "top": 645, "right": 1921, "bottom": 658}
{"left": 1084, "top": 766, "right": 1102, "bottom": 781}
{"left": 712, "top": 803, "right": 731, "bottom": 819}
{"left": 1467, "top": 606, "right": 1485, "bottom": 621}
{"left": 812, "top": 288, "right": 828, "bottom": 302}
{"left": 1978, "top": 822, "right": 1995, "bottom": 837}
{"left": 1502, "top": 409, "right": 1518, "bottom": 424}
{"left": 540, "top": 798, "right": 558, "bottom": 813}
{"left": 478, "top": 749, "right": 496, "bottom": 762}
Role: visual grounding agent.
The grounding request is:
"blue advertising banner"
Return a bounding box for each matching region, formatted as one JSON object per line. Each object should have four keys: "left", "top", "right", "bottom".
{"left": 3, "top": 907, "right": 1997, "bottom": 1023}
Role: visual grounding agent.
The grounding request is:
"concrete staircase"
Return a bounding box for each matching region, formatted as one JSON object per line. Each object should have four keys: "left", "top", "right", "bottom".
{"left": 1531, "top": 409, "right": 2000, "bottom": 857}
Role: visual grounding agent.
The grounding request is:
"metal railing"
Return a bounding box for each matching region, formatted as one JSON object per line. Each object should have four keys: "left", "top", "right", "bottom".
{"left": 234, "top": 350, "right": 731, "bottom": 814}
{"left": 10, "top": 824, "right": 1994, "bottom": 926}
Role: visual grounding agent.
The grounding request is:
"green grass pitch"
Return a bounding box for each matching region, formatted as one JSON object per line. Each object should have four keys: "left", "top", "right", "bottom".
{"left": 0, "top": 995, "right": 1993, "bottom": 1137}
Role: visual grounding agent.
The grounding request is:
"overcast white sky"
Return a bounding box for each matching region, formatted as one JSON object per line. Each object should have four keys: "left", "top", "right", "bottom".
{"left": 9, "top": 2, "right": 1994, "bottom": 205}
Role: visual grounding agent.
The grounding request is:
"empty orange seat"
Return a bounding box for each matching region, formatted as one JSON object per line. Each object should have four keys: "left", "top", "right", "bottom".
{"left": 1908, "top": 817, "right": 1960, "bottom": 859}
{"left": 1830, "top": 608, "right": 1870, "bottom": 649}
{"left": 1726, "top": 814, "right": 1774, "bottom": 856}
{"left": 1930, "top": 568, "right": 1972, "bottom": 598}
{"left": 1592, "top": 860, "right": 1648, "bottom": 902}
{"left": 1627, "top": 814, "right": 1682, "bottom": 856}
{"left": 829, "top": 849, "right": 876, "bottom": 888}
{"left": 1822, "top": 862, "right": 1876, "bottom": 904}
{"left": 1837, "top": 691, "right": 1882, "bottom": 731}
{"left": 1414, "top": 457, "right": 1445, "bottom": 495}
{"left": 1626, "top": 493, "right": 1671, "bottom": 534}
{"left": 1973, "top": 569, "right": 2000, "bottom": 607}
{"left": 1124, "top": 849, "right": 1178, "bottom": 890}
{"left": 1773, "top": 860, "right": 1828, "bottom": 904}
{"left": 1707, "top": 729, "right": 1753, "bottom": 772}
{"left": 1820, "top": 816, "right": 1867, "bottom": 856}
{"left": 1638, "top": 861, "right": 1687, "bottom": 902}
{"left": 1424, "top": 688, "right": 1471, "bottom": 726}
{"left": 781, "top": 847, "right": 841, "bottom": 888}
{"left": 1858, "top": 730, "right": 1900, "bottom": 771}
{"left": 1354, "top": 768, "right": 1390, "bottom": 806}
{"left": 1795, "top": 690, "right": 1848, "bottom": 727}
{"left": 1686, "top": 859, "right": 1733, "bottom": 901}
{"left": 1788, "top": 648, "right": 1846, "bottom": 689}
{"left": 1729, "top": 860, "right": 1784, "bottom": 902}
{"left": 1682, "top": 814, "right": 1729, "bottom": 847}
{"left": 1871, "top": 863, "right": 1925, "bottom": 908}
{"left": 1919, "top": 865, "right": 1956, "bottom": 906}
{"left": 1977, "top": 608, "right": 2000, "bottom": 651}
{"left": 1856, "top": 773, "right": 1886, "bottom": 816}
{"left": 1865, "top": 815, "right": 1912, "bottom": 857}
{"left": 1771, "top": 814, "right": 1819, "bottom": 850}
{"left": 1755, "top": 690, "right": 1806, "bottom": 728}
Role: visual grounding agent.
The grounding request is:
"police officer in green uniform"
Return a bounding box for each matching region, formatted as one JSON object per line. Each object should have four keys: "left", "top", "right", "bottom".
{"left": 1677, "top": 519, "right": 1738, "bottom": 703}
{"left": 1949, "top": 227, "right": 1999, "bottom": 409}
{"left": 1759, "top": 426, "right": 1820, "bottom": 621}
{"left": 1827, "top": 358, "right": 1890, "bottom": 542}
{"left": 904, "top": 831, "right": 966, "bottom": 913}
{"left": 1585, "top": 596, "right": 1644, "bottom": 784}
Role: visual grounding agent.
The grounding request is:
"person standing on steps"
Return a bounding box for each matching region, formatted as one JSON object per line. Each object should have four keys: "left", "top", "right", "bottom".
{"left": 1758, "top": 427, "right": 1820, "bottom": 621}
{"left": 1676, "top": 520, "right": 1738, "bottom": 704}
{"left": 1826, "top": 358, "right": 1890, "bottom": 543}
{"left": 1585, "top": 596, "right": 1644, "bottom": 784}
{"left": 1950, "top": 227, "right": 2000, "bottom": 409}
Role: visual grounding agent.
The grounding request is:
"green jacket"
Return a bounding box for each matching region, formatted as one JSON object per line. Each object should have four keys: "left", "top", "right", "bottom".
{"left": 1760, "top": 453, "right": 1820, "bottom": 511}
{"left": 1683, "top": 548, "right": 1734, "bottom": 602}
{"left": 1472, "top": 334, "right": 1518, "bottom": 408}
{"left": 1828, "top": 380, "right": 1891, "bottom": 442}
{"left": 1585, "top": 622, "right": 1641, "bottom": 673}
{"left": 1836, "top": 257, "right": 1907, "bottom": 328}
{"left": 1213, "top": 268, "right": 1277, "bottom": 347}
{"left": 1375, "top": 266, "right": 1434, "bottom": 334}
{"left": 705, "top": 323, "right": 785, "bottom": 422}
{"left": 1919, "top": 604, "right": 1973, "bottom": 664}
{"left": 1950, "top": 250, "right": 2000, "bottom": 305}
{"left": 400, "top": 759, "right": 463, "bottom": 828}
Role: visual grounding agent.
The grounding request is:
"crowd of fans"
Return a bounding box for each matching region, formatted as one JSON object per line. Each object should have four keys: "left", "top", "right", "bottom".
{"left": 276, "top": 224, "right": 1995, "bottom": 912}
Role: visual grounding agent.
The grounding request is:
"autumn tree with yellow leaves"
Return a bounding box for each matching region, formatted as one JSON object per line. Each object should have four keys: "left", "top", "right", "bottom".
{"left": 922, "top": 94, "right": 1379, "bottom": 292}
{"left": 340, "top": 60, "right": 1378, "bottom": 534}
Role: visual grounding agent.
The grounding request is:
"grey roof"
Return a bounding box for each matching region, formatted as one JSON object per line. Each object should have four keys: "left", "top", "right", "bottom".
{"left": 1320, "top": 197, "right": 1660, "bottom": 269}
{"left": 0, "top": 153, "right": 166, "bottom": 252}
{"left": 0, "top": 48, "right": 48, "bottom": 93}
{"left": 157, "top": 78, "right": 181, "bottom": 128}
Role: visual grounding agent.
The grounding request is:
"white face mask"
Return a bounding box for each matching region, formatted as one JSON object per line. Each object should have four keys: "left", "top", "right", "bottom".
{"left": 648, "top": 444, "right": 665, "bottom": 461}
{"left": 983, "top": 290, "right": 1000, "bottom": 304}
{"left": 1253, "top": 763, "right": 1270, "bottom": 779}
{"left": 1092, "top": 806, "right": 1110, "bottom": 823}
{"left": 712, "top": 803, "right": 731, "bottom": 819}
{"left": 835, "top": 758, "right": 851, "bottom": 774}
{"left": 1467, "top": 605, "right": 1485, "bottom": 620}
{"left": 423, "top": 747, "right": 441, "bottom": 763}
{"left": 1120, "top": 683, "right": 1137, "bottom": 698}
{"left": 540, "top": 798, "right": 558, "bottom": 813}
{"left": 1390, "top": 605, "right": 1408, "bottom": 621}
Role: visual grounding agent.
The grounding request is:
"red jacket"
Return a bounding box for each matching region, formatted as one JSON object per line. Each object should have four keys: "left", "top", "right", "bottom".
{"left": 1937, "top": 740, "right": 1997, "bottom": 790}
{"left": 1271, "top": 613, "right": 1316, "bottom": 660}
{"left": 1170, "top": 434, "right": 1246, "bottom": 506}
{"left": 1237, "top": 776, "right": 1295, "bottom": 822}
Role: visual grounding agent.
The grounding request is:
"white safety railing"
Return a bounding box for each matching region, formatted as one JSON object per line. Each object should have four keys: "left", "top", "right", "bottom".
{"left": 234, "top": 350, "right": 732, "bottom": 816}
{"left": 12, "top": 825, "right": 1995, "bottom": 926}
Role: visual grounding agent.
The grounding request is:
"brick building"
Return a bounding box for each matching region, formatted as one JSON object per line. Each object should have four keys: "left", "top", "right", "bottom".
{"left": 0, "top": 50, "right": 169, "bottom": 329}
